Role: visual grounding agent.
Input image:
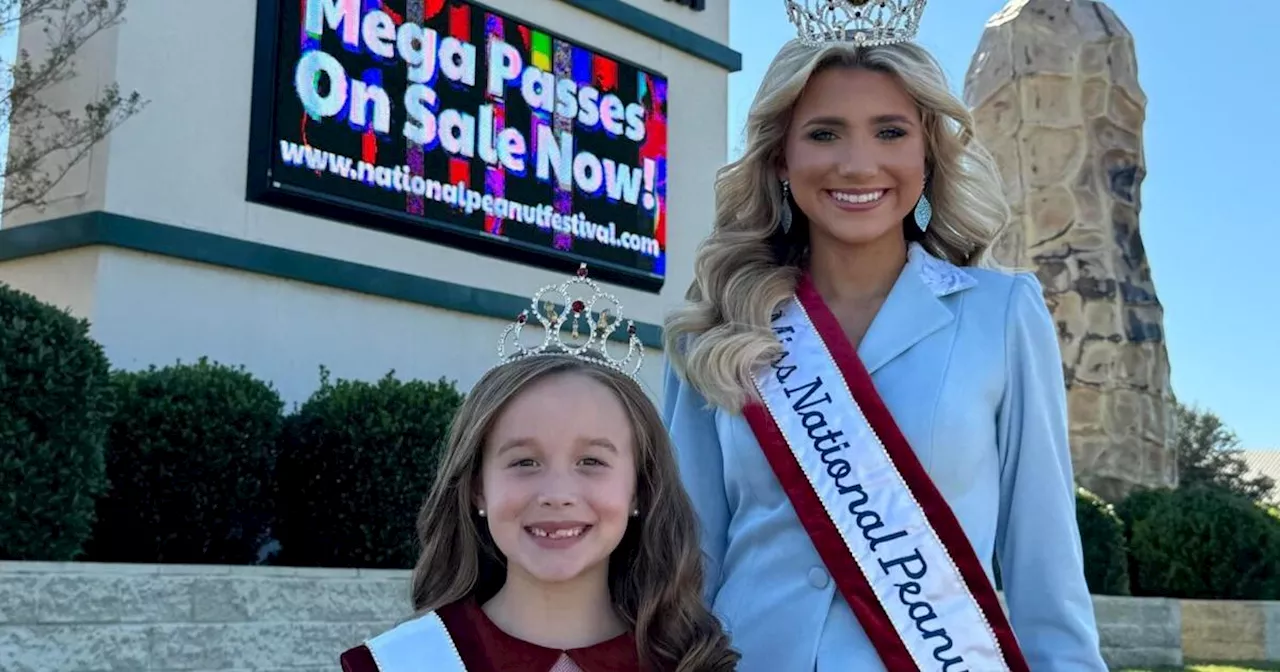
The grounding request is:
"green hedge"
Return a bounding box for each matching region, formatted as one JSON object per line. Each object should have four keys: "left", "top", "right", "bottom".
{"left": 8, "top": 283, "right": 1280, "bottom": 594}
{"left": 0, "top": 284, "right": 114, "bottom": 561}
{"left": 1076, "top": 487, "right": 1131, "bottom": 595}
{"left": 84, "top": 359, "right": 282, "bottom": 565}
{"left": 1114, "top": 486, "right": 1169, "bottom": 591}
{"left": 1121, "top": 486, "right": 1280, "bottom": 600}
{"left": 273, "top": 369, "right": 463, "bottom": 569}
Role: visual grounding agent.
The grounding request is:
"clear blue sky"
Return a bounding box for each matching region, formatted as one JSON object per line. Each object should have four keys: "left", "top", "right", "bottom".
{"left": 729, "top": 0, "right": 1279, "bottom": 449}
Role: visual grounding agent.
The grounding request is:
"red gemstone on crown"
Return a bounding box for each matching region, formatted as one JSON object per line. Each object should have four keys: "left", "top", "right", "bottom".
{"left": 571, "top": 300, "right": 585, "bottom": 313}
{"left": 576, "top": 264, "right": 588, "bottom": 278}
{"left": 516, "top": 313, "right": 527, "bottom": 323}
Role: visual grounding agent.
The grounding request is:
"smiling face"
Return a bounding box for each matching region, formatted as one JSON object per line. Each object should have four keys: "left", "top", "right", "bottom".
{"left": 476, "top": 371, "right": 638, "bottom": 587}
{"left": 781, "top": 66, "right": 928, "bottom": 249}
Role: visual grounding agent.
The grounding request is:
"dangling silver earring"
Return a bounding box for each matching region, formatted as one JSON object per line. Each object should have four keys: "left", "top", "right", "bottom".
{"left": 779, "top": 180, "right": 793, "bottom": 233}
{"left": 914, "top": 194, "right": 932, "bottom": 232}
{"left": 914, "top": 179, "right": 932, "bottom": 232}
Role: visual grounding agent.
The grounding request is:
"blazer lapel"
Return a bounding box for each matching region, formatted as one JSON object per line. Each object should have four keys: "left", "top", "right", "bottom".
{"left": 857, "top": 244, "right": 977, "bottom": 375}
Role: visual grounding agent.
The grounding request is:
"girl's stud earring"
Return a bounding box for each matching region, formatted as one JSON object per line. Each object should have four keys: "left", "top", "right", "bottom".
{"left": 477, "top": 509, "right": 486, "bottom": 517}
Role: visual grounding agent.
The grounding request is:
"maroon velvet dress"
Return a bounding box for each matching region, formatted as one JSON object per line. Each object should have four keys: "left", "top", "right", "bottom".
{"left": 339, "top": 598, "right": 642, "bottom": 672}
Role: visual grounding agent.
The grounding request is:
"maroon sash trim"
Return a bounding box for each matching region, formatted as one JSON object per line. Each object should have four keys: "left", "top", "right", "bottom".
{"left": 743, "top": 399, "right": 918, "bottom": 667}
{"left": 743, "top": 275, "right": 1029, "bottom": 671}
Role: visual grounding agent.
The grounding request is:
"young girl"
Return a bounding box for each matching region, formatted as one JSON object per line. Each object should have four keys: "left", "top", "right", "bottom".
{"left": 340, "top": 266, "right": 738, "bottom": 672}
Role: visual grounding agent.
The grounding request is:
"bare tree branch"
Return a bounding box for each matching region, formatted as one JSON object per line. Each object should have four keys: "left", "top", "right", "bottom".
{"left": 1, "top": 0, "right": 147, "bottom": 216}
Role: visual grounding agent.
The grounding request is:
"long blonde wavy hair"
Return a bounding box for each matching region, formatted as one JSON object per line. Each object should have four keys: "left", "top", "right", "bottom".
{"left": 664, "top": 39, "right": 1010, "bottom": 412}
{"left": 410, "top": 353, "right": 739, "bottom": 672}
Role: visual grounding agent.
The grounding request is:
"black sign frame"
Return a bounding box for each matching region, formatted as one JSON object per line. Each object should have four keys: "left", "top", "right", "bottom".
{"left": 245, "top": 0, "right": 671, "bottom": 293}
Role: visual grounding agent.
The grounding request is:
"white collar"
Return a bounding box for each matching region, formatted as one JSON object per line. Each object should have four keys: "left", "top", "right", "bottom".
{"left": 908, "top": 242, "right": 976, "bottom": 297}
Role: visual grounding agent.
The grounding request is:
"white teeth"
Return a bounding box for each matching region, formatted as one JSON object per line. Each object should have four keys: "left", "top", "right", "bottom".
{"left": 831, "top": 190, "right": 884, "bottom": 204}
{"left": 528, "top": 526, "right": 587, "bottom": 539}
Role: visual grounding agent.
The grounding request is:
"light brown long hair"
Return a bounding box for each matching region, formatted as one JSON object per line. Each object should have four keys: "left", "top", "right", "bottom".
{"left": 410, "top": 353, "right": 739, "bottom": 672}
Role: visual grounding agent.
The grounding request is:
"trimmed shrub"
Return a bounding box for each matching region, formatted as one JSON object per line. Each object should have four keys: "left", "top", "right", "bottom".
{"left": 0, "top": 284, "right": 114, "bottom": 560}
{"left": 274, "top": 368, "right": 463, "bottom": 569}
{"left": 1075, "top": 487, "right": 1130, "bottom": 595}
{"left": 1114, "top": 486, "right": 1168, "bottom": 534}
{"left": 1124, "top": 486, "right": 1280, "bottom": 599}
{"left": 85, "top": 358, "right": 282, "bottom": 564}
{"left": 1114, "top": 486, "right": 1170, "bottom": 588}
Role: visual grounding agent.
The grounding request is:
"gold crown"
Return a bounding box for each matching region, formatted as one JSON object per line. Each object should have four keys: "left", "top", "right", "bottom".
{"left": 496, "top": 264, "right": 644, "bottom": 382}
{"left": 785, "top": 0, "right": 928, "bottom": 47}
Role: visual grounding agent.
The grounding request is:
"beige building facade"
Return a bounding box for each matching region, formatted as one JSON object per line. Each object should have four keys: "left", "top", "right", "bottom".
{"left": 0, "top": 0, "right": 739, "bottom": 404}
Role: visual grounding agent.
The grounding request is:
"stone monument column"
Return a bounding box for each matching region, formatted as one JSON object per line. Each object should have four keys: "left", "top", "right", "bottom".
{"left": 964, "top": 0, "right": 1176, "bottom": 502}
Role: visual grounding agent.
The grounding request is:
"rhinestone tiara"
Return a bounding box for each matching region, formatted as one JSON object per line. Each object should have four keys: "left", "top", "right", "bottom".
{"left": 495, "top": 263, "right": 644, "bottom": 383}
{"left": 784, "top": 0, "right": 928, "bottom": 48}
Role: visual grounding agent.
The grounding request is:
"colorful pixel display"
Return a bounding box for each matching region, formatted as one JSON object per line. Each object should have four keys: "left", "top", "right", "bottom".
{"left": 256, "top": 0, "right": 670, "bottom": 289}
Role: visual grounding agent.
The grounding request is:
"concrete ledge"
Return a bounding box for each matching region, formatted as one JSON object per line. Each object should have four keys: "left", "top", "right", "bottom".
{"left": 0, "top": 562, "right": 412, "bottom": 671}
{"left": 7, "top": 562, "right": 1279, "bottom": 670}
{"left": 1092, "top": 595, "right": 1183, "bottom": 668}
{"left": 1182, "top": 598, "right": 1280, "bottom": 664}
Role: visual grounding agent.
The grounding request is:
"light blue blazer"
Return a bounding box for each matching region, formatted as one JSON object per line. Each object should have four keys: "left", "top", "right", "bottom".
{"left": 663, "top": 244, "right": 1107, "bottom": 671}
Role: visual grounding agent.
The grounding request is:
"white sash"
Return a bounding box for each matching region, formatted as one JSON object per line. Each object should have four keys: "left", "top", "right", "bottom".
{"left": 364, "top": 611, "right": 468, "bottom": 672}
{"left": 743, "top": 281, "right": 1028, "bottom": 672}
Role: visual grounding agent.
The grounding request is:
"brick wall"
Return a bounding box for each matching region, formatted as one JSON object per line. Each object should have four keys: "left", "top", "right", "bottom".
{"left": 5, "top": 561, "right": 1273, "bottom": 671}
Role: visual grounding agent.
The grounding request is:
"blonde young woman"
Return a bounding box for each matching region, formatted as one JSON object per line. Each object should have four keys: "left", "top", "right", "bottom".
{"left": 341, "top": 266, "right": 738, "bottom": 672}
{"left": 663, "top": 2, "right": 1106, "bottom": 670}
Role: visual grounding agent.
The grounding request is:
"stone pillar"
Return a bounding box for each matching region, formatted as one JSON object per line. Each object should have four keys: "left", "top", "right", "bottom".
{"left": 963, "top": 0, "right": 1176, "bottom": 501}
